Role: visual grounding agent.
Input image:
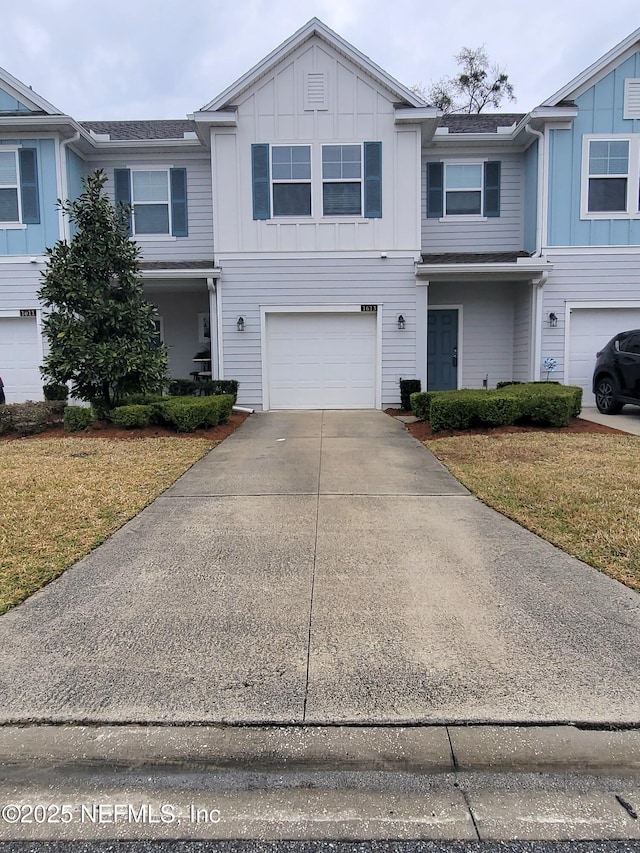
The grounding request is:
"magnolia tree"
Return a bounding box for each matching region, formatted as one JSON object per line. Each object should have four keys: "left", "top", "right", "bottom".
{"left": 39, "top": 170, "right": 167, "bottom": 412}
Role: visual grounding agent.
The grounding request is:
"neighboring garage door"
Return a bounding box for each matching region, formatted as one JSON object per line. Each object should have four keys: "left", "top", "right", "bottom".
{"left": 0, "top": 316, "right": 42, "bottom": 403}
{"left": 266, "top": 312, "right": 377, "bottom": 409}
{"left": 568, "top": 307, "right": 640, "bottom": 407}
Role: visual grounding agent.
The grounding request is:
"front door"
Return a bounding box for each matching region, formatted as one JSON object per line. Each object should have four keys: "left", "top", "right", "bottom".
{"left": 427, "top": 309, "right": 458, "bottom": 391}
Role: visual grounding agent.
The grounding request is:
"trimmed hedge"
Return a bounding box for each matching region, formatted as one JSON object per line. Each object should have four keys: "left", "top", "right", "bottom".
{"left": 43, "top": 382, "right": 69, "bottom": 401}
{"left": 167, "top": 378, "right": 239, "bottom": 400}
{"left": 64, "top": 406, "right": 93, "bottom": 432}
{"left": 155, "top": 394, "right": 234, "bottom": 433}
{"left": 399, "top": 379, "right": 421, "bottom": 411}
{"left": 112, "top": 404, "right": 154, "bottom": 429}
{"left": 411, "top": 383, "right": 583, "bottom": 432}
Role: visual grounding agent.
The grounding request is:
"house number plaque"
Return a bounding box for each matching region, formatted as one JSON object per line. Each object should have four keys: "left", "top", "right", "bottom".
{"left": 360, "top": 305, "right": 377, "bottom": 312}
{"left": 20, "top": 309, "right": 36, "bottom": 317}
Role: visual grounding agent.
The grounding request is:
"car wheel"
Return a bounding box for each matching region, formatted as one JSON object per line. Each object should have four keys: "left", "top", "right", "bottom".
{"left": 595, "top": 376, "right": 623, "bottom": 414}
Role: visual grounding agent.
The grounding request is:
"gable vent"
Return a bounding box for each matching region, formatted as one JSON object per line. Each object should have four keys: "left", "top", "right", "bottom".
{"left": 305, "top": 72, "right": 327, "bottom": 111}
{"left": 624, "top": 78, "right": 640, "bottom": 119}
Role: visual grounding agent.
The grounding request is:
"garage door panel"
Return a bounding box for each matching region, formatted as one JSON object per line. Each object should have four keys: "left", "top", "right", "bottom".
{"left": 0, "top": 317, "right": 42, "bottom": 403}
{"left": 568, "top": 307, "right": 640, "bottom": 406}
{"left": 266, "top": 313, "right": 377, "bottom": 409}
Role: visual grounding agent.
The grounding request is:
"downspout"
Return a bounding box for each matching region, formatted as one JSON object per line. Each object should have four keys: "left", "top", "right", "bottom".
{"left": 525, "top": 123, "right": 546, "bottom": 380}
{"left": 59, "top": 132, "right": 81, "bottom": 242}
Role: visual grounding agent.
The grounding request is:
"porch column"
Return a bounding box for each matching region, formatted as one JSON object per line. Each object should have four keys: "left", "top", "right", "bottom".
{"left": 530, "top": 274, "right": 547, "bottom": 381}
{"left": 207, "top": 277, "right": 220, "bottom": 378}
{"left": 415, "top": 279, "right": 429, "bottom": 390}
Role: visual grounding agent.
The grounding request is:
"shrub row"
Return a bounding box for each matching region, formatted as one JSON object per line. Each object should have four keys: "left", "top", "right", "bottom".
{"left": 111, "top": 394, "right": 235, "bottom": 432}
{"left": 0, "top": 400, "right": 67, "bottom": 436}
{"left": 64, "top": 406, "right": 93, "bottom": 433}
{"left": 167, "top": 379, "right": 239, "bottom": 399}
{"left": 410, "top": 383, "right": 583, "bottom": 432}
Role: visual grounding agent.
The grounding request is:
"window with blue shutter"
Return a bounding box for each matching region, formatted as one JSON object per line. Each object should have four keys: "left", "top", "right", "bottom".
{"left": 426, "top": 162, "right": 443, "bottom": 218}
{"left": 19, "top": 149, "right": 39, "bottom": 224}
{"left": 483, "top": 161, "right": 501, "bottom": 217}
{"left": 364, "top": 141, "right": 382, "bottom": 218}
{"left": 252, "top": 144, "right": 270, "bottom": 219}
{"left": 114, "top": 168, "right": 132, "bottom": 233}
{"left": 170, "top": 168, "right": 188, "bottom": 236}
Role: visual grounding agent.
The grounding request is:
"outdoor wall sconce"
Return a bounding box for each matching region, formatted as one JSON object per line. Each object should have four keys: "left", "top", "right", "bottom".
{"left": 397, "top": 315, "right": 406, "bottom": 330}
{"left": 549, "top": 312, "right": 558, "bottom": 328}
{"left": 237, "top": 316, "right": 245, "bottom": 332}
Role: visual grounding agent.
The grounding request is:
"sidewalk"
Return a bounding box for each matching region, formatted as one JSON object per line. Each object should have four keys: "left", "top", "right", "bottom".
{"left": 1, "top": 724, "right": 639, "bottom": 841}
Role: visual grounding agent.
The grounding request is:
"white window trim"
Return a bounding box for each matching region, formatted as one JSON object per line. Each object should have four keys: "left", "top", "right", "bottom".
{"left": 0, "top": 146, "right": 23, "bottom": 227}
{"left": 442, "top": 159, "right": 486, "bottom": 219}
{"left": 580, "top": 134, "right": 640, "bottom": 220}
{"left": 129, "top": 166, "right": 172, "bottom": 236}
{"left": 321, "top": 143, "right": 364, "bottom": 218}
{"left": 270, "top": 144, "right": 312, "bottom": 218}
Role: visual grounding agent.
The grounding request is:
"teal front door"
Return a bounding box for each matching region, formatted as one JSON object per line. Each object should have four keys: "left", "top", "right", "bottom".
{"left": 427, "top": 309, "right": 458, "bottom": 390}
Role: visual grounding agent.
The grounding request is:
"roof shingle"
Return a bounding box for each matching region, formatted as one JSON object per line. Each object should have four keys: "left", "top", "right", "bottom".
{"left": 81, "top": 120, "right": 197, "bottom": 140}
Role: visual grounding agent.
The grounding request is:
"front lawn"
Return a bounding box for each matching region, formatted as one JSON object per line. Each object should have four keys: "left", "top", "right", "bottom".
{"left": 0, "top": 437, "right": 215, "bottom": 614}
{"left": 426, "top": 432, "right": 640, "bottom": 592}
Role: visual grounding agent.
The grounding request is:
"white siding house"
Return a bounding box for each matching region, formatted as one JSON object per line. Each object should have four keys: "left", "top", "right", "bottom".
{"left": 1, "top": 20, "right": 640, "bottom": 411}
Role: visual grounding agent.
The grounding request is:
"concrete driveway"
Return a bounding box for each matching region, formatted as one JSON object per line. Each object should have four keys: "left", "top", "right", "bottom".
{"left": 0, "top": 410, "right": 638, "bottom": 724}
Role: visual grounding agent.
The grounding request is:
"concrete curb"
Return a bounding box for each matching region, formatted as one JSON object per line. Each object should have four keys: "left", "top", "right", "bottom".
{"left": 1, "top": 724, "right": 640, "bottom": 775}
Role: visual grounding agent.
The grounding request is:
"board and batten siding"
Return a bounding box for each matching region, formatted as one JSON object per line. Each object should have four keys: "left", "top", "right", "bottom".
{"left": 541, "top": 251, "right": 640, "bottom": 382}
{"left": 0, "top": 138, "right": 59, "bottom": 256}
{"left": 547, "top": 50, "right": 640, "bottom": 247}
{"left": 218, "top": 257, "right": 417, "bottom": 409}
{"left": 421, "top": 151, "right": 524, "bottom": 253}
{"left": 94, "top": 154, "right": 214, "bottom": 262}
{"left": 429, "top": 281, "right": 520, "bottom": 388}
{"left": 211, "top": 37, "right": 421, "bottom": 256}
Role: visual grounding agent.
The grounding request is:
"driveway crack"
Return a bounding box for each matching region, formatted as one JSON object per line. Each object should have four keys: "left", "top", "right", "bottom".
{"left": 303, "top": 411, "right": 323, "bottom": 720}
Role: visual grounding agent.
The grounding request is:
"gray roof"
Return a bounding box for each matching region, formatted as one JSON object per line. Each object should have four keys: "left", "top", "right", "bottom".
{"left": 439, "top": 113, "right": 526, "bottom": 133}
{"left": 140, "top": 260, "right": 214, "bottom": 270}
{"left": 420, "top": 252, "right": 531, "bottom": 265}
{"left": 81, "top": 120, "right": 197, "bottom": 140}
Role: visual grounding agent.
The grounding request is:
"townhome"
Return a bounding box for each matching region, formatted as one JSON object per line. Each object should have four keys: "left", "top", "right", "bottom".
{"left": 1, "top": 20, "right": 639, "bottom": 411}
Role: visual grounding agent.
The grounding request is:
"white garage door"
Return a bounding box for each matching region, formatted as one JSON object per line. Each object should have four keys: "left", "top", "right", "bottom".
{"left": 0, "top": 316, "right": 42, "bottom": 403}
{"left": 568, "top": 307, "right": 640, "bottom": 406}
{"left": 266, "top": 312, "right": 377, "bottom": 409}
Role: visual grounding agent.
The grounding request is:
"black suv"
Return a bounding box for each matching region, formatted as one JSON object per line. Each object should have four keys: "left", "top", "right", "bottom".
{"left": 592, "top": 329, "right": 640, "bottom": 414}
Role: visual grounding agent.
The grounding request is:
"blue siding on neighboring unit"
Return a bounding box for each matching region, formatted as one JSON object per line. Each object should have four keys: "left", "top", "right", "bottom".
{"left": 66, "top": 149, "right": 85, "bottom": 202}
{"left": 0, "top": 87, "right": 31, "bottom": 113}
{"left": 0, "top": 138, "right": 59, "bottom": 255}
{"left": 548, "top": 51, "right": 640, "bottom": 246}
{"left": 523, "top": 139, "right": 538, "bottom": 253}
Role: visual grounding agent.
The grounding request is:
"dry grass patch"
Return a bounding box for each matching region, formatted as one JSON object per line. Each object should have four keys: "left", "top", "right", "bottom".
{"left": 0, "top": 436, "right": 215, "bottom": 614}
{"left": 426, "top": 432, "right": 640, "bottom": 592}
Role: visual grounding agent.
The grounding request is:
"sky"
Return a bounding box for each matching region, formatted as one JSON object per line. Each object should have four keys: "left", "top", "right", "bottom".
{"left": 1, "top": 0, "right": 638, "bottom": 120}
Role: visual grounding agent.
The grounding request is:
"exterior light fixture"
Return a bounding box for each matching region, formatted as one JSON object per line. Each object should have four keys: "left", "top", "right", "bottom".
{"left": 397, "top": 315, "right": 406, "bottom": 330}
{"left": 549, "top": 312, "right": 558, "bottom": 328}
{"left": 237, "top": 316, "right": 245, "bottom": 332}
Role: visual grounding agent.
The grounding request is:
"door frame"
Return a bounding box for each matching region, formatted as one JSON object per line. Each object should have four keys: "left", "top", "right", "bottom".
{"left": 427, "top": 304, "right": 463, "bottom": 390}
{"left": 260, "top": 304, "right": 383, "bottom": 411}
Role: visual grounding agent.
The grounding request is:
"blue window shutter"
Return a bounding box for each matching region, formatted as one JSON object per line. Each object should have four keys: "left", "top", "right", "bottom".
{"left": 483, "top": 161, "right": 501, "bottom": 217}
{"left": 19, "top": 148, "right": 39, "bottom": 224}
{"left": 114, "top": 168, "right": 132, "bottom": 234}
{"left": 426, "top": 162, "right": 443, "bottom": 218}
{"left": 170, "top": 168, "right": 188, "bottom": 236}
{"left": 251, "top": 144, "right": 270, "bottom": 220}
{"left": 364, "top": 141, "right": 382, "bottom": 218}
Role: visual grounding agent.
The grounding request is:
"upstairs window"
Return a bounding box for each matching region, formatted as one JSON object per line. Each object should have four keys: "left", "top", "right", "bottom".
{"left": 444, "top": 163, "right": 483, "bottom": 215}
{"left": 587, "top": 140, "right": 629, "bottom": 213}
{"left": 271, "top": 145, "right": 311, "bottom": 216}
{"left": 322, "top": 144, "right": 362, "bottom": 216}
{"left": 426, "top": 161, "right": 500, "bottom": 219}
{"left": 0, "top": 147, "right": 40, "bottom": 225}
{"left": 114, "top": 167, "right": 188, "bottom": 236}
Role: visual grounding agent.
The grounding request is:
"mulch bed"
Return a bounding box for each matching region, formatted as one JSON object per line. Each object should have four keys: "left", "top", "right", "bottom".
{"left": 384, "top": 408, "right": 626, "bottom": 441}
{"left": 0, "top": 411, "right": 251, "bottom": 443}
